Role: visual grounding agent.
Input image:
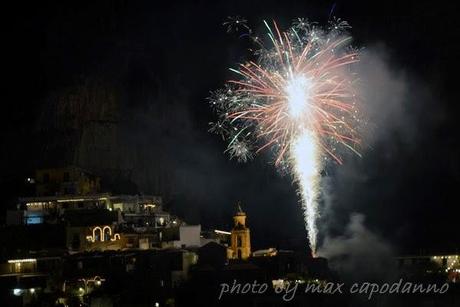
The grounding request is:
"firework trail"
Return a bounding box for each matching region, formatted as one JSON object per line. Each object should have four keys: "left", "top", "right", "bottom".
{"left": 208, "top": 18, "right": 361, "bottom": 254}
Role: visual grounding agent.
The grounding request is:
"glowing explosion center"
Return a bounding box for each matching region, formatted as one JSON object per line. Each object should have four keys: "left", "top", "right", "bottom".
{"left": 209, "top": 18, "right": 361, "bottom": 254}
{"left": 286, "top": 75, "right": 312, "bottom": 119}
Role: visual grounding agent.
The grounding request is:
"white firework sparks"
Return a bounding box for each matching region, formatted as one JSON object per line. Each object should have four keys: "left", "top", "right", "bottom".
{"left": 208, "top": 18, "right": 362, "bottom": 254}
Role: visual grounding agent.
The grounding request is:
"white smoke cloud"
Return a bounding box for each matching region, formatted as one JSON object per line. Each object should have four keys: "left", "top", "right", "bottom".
{"left": 315, "top": 44, "right": 430, "bottom": 281}
{"left": 317, "top": 213, "right": 395, "bottom": 281}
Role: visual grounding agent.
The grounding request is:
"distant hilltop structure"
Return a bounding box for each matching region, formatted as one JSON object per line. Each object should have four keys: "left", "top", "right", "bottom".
{"left": 228, "top": 203, "right": 251, "bottom": 260}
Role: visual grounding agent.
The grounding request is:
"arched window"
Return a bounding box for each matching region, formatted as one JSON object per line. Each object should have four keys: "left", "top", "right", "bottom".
{"left": 93, "top": 227, "right": 102, "bottom": 242}
{"left": 103, "top": 226, "right": 112, "bottom": 242}
{"left": 237, "top": 236, "right": 242, "bottom": 247}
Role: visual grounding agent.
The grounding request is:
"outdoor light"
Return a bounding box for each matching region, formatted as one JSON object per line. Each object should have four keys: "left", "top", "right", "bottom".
{"left": 8, "top": 258, "right": 37, "bottom": 264}
{"left": 13, "top": 289, "right": 23, "bottom": 296}
{"left": 78, "top": 287, "right": 85, "bottom": 296}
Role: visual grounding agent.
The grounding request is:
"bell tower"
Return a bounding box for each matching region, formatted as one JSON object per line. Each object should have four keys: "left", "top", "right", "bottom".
{"left": 230, "top": 203, "right": 251, "bottom": 260}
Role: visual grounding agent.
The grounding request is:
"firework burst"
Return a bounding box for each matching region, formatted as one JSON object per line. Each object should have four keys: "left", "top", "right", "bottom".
{"left": 222, "top": 16, "right": 250, "bottom": 33}
{"left": 209, "top": 18, "right": 361, "bottom": 254}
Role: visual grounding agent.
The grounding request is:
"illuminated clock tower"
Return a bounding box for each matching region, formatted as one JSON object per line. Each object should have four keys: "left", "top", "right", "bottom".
{"left": 230, "top": 203, "right": 251, "bottom": 260}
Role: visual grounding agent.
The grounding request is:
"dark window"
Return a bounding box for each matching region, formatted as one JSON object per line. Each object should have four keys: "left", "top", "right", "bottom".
{"left": 94, "top": 228, "right": 102, "bottom": 242}
{"left": 238, "top": 249, "right": 242, "bottom": 259}
{"left": 43, "top": 173, "right": 50, "bottom": 183}
{"left": 63, "top": 172, "right": 70, "bottom": 182}
{"left": 104, "top": 228, "right": 111, "bottom": 241}
{"left": 237, "top": 236, "right": 242, "bottom": 247}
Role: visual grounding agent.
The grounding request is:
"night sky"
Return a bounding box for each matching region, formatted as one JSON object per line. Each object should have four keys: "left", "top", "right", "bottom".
{"left": 3, "top": 0, "right": 460, "bottom": 255}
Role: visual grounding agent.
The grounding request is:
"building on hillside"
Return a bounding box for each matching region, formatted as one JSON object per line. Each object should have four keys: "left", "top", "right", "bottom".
{"left": 64, "top": 209, "right": 124, "bottom": 252}
{"left": 173, "top": 225, "right": 201, "bottom": 248}
{"left": 35, "top": 166, "right": 101, "bottom": 196}
{"left": 396, "top": 253, "right": 460, "bottom": 283}
{"left": 197, "top": 241, "right": 228, "bottom": 268}
{"left": 8, "top": 193, "right": 165, "bottom": 227}
{"left": 228, "top": 204, "right": 251, "bottom": 260}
